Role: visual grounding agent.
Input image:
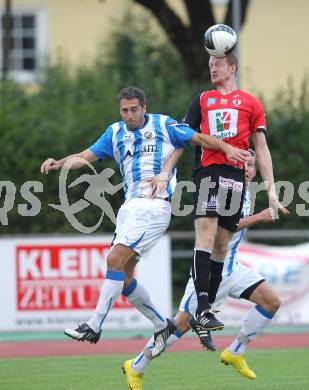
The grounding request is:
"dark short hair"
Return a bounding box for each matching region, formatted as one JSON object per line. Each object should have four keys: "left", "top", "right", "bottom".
{"left": 226, "top": 51, "right": 238, "bottom": 73}
{"left": 117, "top": 86, "right": 146, "bottom": 106}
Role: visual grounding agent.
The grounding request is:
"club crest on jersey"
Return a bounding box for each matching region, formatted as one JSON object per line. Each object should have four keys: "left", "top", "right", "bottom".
{"left": 232, "top": 99, "right": 241, "bottom": 107}
{"left": 144, "top": 130, "right": 153, "bottom": 140}
{"left": 207, "top": 98, "right": 216, "bottom": 106}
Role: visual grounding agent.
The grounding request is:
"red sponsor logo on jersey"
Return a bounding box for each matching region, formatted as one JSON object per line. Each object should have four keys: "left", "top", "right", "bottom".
{"left": 16, "top": 244, "right": 132, "bottom": 311}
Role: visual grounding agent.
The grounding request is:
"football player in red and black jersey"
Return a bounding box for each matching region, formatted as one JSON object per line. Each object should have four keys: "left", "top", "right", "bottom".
{"left": 185, "top": 52, "right": 289, "bottom": 336}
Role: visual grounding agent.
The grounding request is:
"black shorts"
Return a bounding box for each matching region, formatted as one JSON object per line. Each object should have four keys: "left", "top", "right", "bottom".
{"left": 240, "top": 279, "right": 266, "bottom": 300}
{"left": 193, "top": 164, "right": 246, "bottom": 232}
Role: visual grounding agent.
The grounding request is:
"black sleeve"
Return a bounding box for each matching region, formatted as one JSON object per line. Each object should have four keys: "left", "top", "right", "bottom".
{"left": 183, "top": 93, "right": 202, "bottom": 131}
{"left": 256, "top": 127, "right": 267, "bottom": 135}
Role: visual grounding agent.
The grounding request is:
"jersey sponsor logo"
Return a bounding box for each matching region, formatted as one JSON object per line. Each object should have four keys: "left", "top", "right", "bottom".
{"left": 124, "top": 144, "right": 158, "bottom": 159}
{"left": 208, "top": 109, "right": 238, "bottom": 139}
{"left": 219, "top": 176, "right": 244, "bottom": 192}
{"left": 201, "top": 195, "right": 219, "bottom": 212}
{"left": 207, "top": 97, "right": 216, "bottom": 106}
{"left": 140, "top": 144, "right": 157, "bottom": 154}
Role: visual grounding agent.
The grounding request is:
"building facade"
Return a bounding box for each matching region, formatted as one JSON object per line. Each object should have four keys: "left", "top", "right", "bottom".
{"left": 0, "top": 0, "right": 308, "bottom": 98}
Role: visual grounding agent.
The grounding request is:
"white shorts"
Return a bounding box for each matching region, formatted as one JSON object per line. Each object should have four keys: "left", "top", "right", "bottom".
{"left": 179, "top": 263, "right": 264, "bottom": 314}
{"left": 113, "top": 197, "right": 171, "bottom": 258}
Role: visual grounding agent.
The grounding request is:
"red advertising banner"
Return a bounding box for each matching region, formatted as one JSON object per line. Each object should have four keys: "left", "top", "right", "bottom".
{"left": 16, "top": 244, "right": 132, "bottom": 311}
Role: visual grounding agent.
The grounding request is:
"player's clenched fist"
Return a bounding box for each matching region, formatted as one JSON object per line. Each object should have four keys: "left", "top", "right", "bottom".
{"left": 258, "top": 208, "right": 275, "bottom": 223}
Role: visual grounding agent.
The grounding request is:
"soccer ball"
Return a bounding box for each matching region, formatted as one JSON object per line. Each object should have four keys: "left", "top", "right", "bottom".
{"left": 204, "top": 24, "right": 237, "bottom": 57}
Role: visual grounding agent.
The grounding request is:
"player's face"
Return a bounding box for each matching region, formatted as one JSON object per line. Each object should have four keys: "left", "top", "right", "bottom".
{"left": 245, "top": 155, "right": 256, "bottom": 184}
{"left": 209, "top": 56, "right": 235, "bottom": 86}
{"left": 119, "top": 98, "right": 146, "bottom": 129}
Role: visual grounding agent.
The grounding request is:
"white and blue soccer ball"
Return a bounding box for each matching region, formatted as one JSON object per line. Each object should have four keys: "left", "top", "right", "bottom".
{"left": 204, "top": 24, "right": 237, "bottom": 57}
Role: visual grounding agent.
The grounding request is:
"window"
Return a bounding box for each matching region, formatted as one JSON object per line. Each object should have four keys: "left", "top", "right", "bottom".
{"left": 210, "top": 0, "right": 229, "bottom": 4}
{"left": 0, "top": 7, "right": 47, "bottom": 83}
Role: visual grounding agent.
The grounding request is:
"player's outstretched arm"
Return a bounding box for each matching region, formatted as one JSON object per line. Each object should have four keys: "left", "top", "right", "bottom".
{"left": 253, "top": 132, "right": 289, "bottom": 215}
{"left": 191, "top": 132, "right": 249, "bottom": 163}
{"left": 40, "top": 149, "right": 98, "bottom": 174}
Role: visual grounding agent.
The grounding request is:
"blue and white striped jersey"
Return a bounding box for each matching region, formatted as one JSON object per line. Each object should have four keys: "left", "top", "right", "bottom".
{"left": 223, "top": 189, "right": 251, "bottom": 277}
{"left": 90, "top": 114, "right": 195, "bottom": 201}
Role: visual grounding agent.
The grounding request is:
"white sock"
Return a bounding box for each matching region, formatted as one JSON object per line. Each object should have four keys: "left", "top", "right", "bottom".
{"left": 132, "top": 329, "right": 184, "bottom": 373}
{"left": 87, "top": 270, "right": 124, "bottom": 333}
{"left": 123, "top": 279, "right": 167, "bottom": 331}
{"left": 228, "top": 304, "right": 274, "bottom": 355}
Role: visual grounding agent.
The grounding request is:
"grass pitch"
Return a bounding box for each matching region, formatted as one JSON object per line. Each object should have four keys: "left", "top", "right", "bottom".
{"left": 1, "top": 349, "right": 308, "bottom": 390}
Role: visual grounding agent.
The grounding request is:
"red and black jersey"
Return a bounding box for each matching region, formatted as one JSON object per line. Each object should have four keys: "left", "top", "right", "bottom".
{"left": 184, "top": 89, "right": 266, "bottom": 168}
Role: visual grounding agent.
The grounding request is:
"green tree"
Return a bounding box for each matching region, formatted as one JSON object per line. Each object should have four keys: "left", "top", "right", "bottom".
{"left": 252, "top": 79, "right": 309, "bottom": 231}
{"left": 100, "top": 0, "right": 251, "bottom": 83}
{"left": 1, "top": 12, "right": 309, "bottom": 237}
{"left": 0, "top": 13, "right": 195, "bottom": 234}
